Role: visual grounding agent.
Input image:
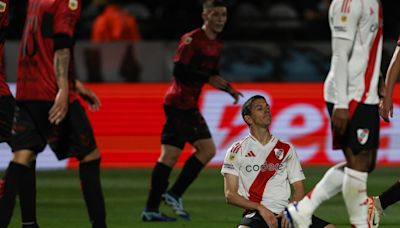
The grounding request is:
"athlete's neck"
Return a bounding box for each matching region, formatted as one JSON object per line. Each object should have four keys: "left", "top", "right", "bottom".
{"left": 201, "top": 25, "right": 217, "bottom": 40}
{"left": 250, "top": 127, "right": 271, "bottom": 145}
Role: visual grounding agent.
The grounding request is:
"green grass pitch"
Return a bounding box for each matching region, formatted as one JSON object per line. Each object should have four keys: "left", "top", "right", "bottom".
{"left": 3, "top": 166, "right": 400, "bottom": 228}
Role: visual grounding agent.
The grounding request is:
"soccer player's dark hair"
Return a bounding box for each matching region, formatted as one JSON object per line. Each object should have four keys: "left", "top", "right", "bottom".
{"left": 241, "top": 95, "right": 266, "bottom": 120}
{"left": 203, "top": 0, "right": 227, "bottom": 9}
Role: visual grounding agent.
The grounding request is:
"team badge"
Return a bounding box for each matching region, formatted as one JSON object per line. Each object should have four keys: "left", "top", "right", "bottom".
{"left": 341, "top": 15, "right": 348, "bottom": 23}
{"left": 69, "top": 0, "right": 78, "bottom": 11}
{"left": 229, "top": 153, "right": 236, "bottom": 161}
{"left": 357, "top": 128, "right": 369, "bottom": 145}
{"left": 0, "top": 1, "right": 6, "bottom": 13}
{"left": 274, "top": 148, "right": 284, "bottom": 160}
{"left": 184, "top": 37, "right": 192, "bottom": 45}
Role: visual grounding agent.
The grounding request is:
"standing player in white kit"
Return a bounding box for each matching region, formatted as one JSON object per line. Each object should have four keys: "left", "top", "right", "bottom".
{"left": 285, "top": 0, "right": 383, "bottom": 227}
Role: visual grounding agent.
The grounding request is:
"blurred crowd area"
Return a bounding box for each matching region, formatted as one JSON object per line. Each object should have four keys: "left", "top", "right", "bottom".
{"left": 4, "top": 0, "right": 400, "bottom": 83}
{"left": 7, "top": 0, "right": 400, "bottom": 41}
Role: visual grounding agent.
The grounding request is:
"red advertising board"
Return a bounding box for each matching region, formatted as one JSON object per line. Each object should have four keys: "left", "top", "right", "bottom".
{"left": 64, "top": 83, "right": 400, "bottom": 168}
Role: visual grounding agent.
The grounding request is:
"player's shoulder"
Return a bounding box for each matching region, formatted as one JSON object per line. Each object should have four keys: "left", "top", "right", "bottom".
{"left": 180, "top": 28, "right": 202, "bottom": 42}
{"left": 228, "top": 135, "right": 253, "bottom": 154}
{"left": 330, "top": 0, "right": 362, "bottom": 14}
{"left": 274, "top": 137, "right": 295, "bottom": 152}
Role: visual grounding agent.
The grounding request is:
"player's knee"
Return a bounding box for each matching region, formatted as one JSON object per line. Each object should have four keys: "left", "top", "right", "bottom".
{"left": 159, "top": 153, "right": 179, "bottom": 167}
{"left": 348, "top": 149, "right": 374, "bottom": 172}
{"left": 368, "top": 161, "right": 376, "bottom": 173}
{"left": 79, "top": 148, "right": 101, "bottom": 162}
{"left": 12, "top": 149, "right": 36, "bottom": 166}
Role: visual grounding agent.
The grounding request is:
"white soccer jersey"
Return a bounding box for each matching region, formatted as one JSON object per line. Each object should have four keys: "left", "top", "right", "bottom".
{"left": 324, "top": 0, "right": 383, "bottom": 106}
{"left": 221, "top": 134, "right": 305, "bottom": 214}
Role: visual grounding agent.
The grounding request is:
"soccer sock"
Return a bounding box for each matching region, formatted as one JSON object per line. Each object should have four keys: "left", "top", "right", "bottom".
{"left": 79, "top": 158, "right": 107, "bottom": 228}
{"left": 305, "top": 162, "right": 345, "bottom": 212}
{"left": 169, "top": 154, "right": 204, "bottom": 197}
{"left": 342, "top": 167, "right": 368, "bottom": 227}
{"left": 0, "top": 162, "right": 29, "bottom": 227}
{"left": 20, "top": 160, "right": 39, "bottom": 228}
{"left": 378, "top": 180, "right": 400, "bottom": 210}
{"left": 145, "top": 162, "right": 172, "bottom": 211}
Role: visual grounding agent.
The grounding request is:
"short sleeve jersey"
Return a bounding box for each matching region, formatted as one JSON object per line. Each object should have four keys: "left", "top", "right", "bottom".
{"left": 164, "top": 28, "right": 223, "bottom": 110}
{"left": 324, "top": 0, "right": 383, "bottom": 105}
{"left": 0, "top": 0, "right": 10, "bottom": 96}
{"left": 221, "top": 135, "right": 305, "bottom": 214}
{"left": 16, "top": 0, "right": 81, "bottom": 101}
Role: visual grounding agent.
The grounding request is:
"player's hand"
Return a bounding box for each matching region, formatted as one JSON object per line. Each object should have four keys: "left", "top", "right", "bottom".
{"left": 49, "top": 89, "right": 68, "bottom": 125}
{"left": 379, "top": 96, "right": 393, "bottom": 123}
{"left": 76, "top": 81, "right": 101, "bottom": 112}
{"left": 332, "top": 108, "right": 349, "bottom": 135}
{"left": 257, "top": 205, "right": 278, "bottom": 228}
{"left": 229, "top": 88, "right": 243, "bottom": 104}
{"left": 277, "top": 212, "right": 290, "bottom": 228}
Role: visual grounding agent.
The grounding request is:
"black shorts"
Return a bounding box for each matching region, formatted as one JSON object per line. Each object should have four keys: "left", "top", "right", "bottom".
{"left": 161, "top": 104, "right": 212, "bottom": 149}
{"left": 326, "top": 102, "right": 379, "bottom": 151}
{"left": 11, "top": 100, "right": 97, "bottom": 160}
{"left": 0, "top": 95, "right": 15, "bottom": 143}
{"left": 239, "top": 211, "right": 330, "bottom": 228}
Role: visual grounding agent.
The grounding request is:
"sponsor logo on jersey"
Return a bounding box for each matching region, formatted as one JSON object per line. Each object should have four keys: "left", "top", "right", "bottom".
{"left": 357, "top": 128, "right": 369, "bottom": 145}
{"left": 245, "top": 162, "right": 284, "bottom": 172}
{"left": 69, "top": 0, "right": 78, "bottom": 11}
{"left": 0, "top": 1, "right": 6, "bottom": 13}
{"left": 274, "top": 148, "right": 284, "bottom": 160}
{"left": 184, "top": 37, "right": 192, "bottom": 45}
{"left": 245, "top": 150, "right": 256, "bottom": 157}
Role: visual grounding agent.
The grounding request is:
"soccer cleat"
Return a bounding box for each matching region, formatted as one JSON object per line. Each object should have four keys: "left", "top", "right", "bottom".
{"left": 141, "top": 210, "right": 177, "bottom": 222}
{"left": 163, "top": 192, "right": 192, "bottom": 221}
{"left": 368, "top": 196, "right": 383, "bottom": 228}
{"left": 285, "top": 201, "right": 312, "bottom": 228}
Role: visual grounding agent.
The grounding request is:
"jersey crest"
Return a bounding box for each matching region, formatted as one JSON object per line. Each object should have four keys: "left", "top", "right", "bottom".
{"left": 357, "top": 128, "right": 369, "bottom": 145}
{"left": 0, "top": 1, "right": 6, "bottom": 13}
{"left": 184, "top": 37, "right": 192, "bottom": 45}
{"left": 274, "top": 148, "right": 284, "bottom": 160}
{"left": 68, "top": 0, "right": 78, "bottom": 11}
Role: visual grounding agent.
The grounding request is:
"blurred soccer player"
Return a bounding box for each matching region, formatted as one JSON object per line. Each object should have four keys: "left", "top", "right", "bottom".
{"left": 222, "top": 95, "right": 334, "bottom": 228}
{"left": 0, "top": 0, "right": 106, "bottom": 227}
{"left": 368, "top": 35, "right": 400, "bottom": 225}
{"left": 0, "top": 0, "right": 15, "bottom": 215}
{"left": 141, "top": 0, "right": 242, "bottom": 222}
{"left": 286, "top": 0, "right": 383, "bottom": 227}
{"left": 0, "top": 0, "right": 12, "bottom": 145}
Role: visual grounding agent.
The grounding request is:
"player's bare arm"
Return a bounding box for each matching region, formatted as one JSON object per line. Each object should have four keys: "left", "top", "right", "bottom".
{"left": 290, "top": 181, "right": 305, "bottom": 203}
{"left": 208, "top": 75, "right": 243, "bottom": 104}
{"left": 380, "top": 46, "right": 400, "bottom": 122}
{"left": 76, "top": 80, "right": 102, "bottom": 112}
{"left": 223, "top": 173, "right": 277, "bottom": 228}
{"left": 49, "top": 48, "right": 70, "bottom": 125}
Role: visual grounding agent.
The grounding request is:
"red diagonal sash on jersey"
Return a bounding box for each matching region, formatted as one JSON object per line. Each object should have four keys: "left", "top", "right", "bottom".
{"left": 361, "top": 4, "right": 383, "bottom": 102}
{"left": 248, "top": 141, "right": 290, "bottom": 203}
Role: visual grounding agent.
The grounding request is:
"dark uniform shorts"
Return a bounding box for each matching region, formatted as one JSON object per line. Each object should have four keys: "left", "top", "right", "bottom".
{"left": 161, "top": 104, "right": 212, "bottom": 149}
{"left": 239, "top": 211, "right": 330, "bottom": 228}
{"left": 326, "top": 102, "right": 379, "bottom": 151}
{"left": 0, "top": 95, "right": 15, "bottom": 143}
{"left": 11, "top": 100, "right": 97, "bottom": 160}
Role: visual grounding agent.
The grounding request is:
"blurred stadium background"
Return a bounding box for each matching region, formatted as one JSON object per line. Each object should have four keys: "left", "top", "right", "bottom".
{"left": 2, "top": 0, "right": 400, "bottom": 227}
